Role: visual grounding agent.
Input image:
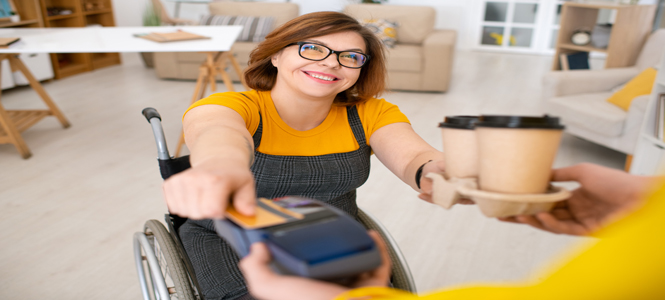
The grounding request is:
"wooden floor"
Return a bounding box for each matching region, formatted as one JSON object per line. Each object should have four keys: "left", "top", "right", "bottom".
{"left": 0, "top": 51, "right": 625, "bottom": 298}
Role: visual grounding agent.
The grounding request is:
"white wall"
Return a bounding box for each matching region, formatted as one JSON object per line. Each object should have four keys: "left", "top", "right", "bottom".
{"left": 110, "top": 0, "right": 659, "bottom": 49}
{"left": 111, "top": 0, "right": 480, "bottom": 49}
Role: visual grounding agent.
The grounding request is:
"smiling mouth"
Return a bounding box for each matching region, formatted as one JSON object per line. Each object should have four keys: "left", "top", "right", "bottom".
{"left": 303, "top": 71, "right": 339, "bottom": 82}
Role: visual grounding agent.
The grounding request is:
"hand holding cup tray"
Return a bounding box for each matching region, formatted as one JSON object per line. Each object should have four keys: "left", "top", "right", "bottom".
{"left": 429, "top": 115, "right": 571, "bottom": 218}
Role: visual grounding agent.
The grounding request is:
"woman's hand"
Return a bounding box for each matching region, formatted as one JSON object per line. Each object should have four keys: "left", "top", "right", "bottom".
{"left": 416, "top": 160, "right": 445, "bottom": 203}
{"left": 417, "top": 160, "right": 474, "bottom": 205}
{"left": 239, "top": 231, "right": 392, "bottom": 300}
{"left": 500, "top": 163, "right": 657, "bottom": 236}
{"left": 162, "top": 158, "right": 256, "bottom": 219}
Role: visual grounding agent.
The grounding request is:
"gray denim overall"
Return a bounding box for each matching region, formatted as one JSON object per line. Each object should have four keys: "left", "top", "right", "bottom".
{"left": 179, "top": 105, "right": 372, "bottom": 300}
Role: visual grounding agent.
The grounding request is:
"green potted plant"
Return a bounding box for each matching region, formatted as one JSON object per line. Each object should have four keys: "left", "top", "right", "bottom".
{"left": 140, "top": 2, "right": 161, "bottom": 68}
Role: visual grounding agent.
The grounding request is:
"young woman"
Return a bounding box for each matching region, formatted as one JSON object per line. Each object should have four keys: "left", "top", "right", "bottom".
{"left": 162, "top": 11, "right": 445, "bottom": 300}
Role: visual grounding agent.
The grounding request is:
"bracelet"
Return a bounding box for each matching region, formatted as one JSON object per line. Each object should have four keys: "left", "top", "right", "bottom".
{"left": 415, "top": 160, "right": 432, "bottom": 189}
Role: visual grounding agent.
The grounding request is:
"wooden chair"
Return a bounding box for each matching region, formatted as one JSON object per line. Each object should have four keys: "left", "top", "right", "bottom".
{"left": 0, "top": 54, "right": 70, "bottom": 159}
{"left": 150, "top": 0, "right": 198, "bottom": 26}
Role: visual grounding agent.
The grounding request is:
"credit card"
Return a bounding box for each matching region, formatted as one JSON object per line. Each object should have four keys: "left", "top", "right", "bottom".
{"left": 225, "top": 198, "right": 303, "bottom": 229}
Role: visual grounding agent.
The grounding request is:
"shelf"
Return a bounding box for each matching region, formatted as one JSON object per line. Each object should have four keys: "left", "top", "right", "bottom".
{"left": 564, "top": 2, "right": 628, "bottom": 9}
{"left": 552, "top": 3, "right": 656, "bottom": 70}
{"left": 642, "top": 134, "right": 665, "bottom": 149}
{"left": 56, "top": 62, "right": 89, "bottom": 79}
{"left": 0, "top": 110, "right": 51, "bottom": 136}
{"left": 91, "top": 53, "right": 121, "bottom": 69}
{"left": 559, "top": 43, "right": 608, "bottom": 53}
{"left": 0, "top": 20, "right": 40, "bottom": 28}
{"left": 47, "top": 13, "right": 79, "bottom": 21}
{"left": 83, "top": 8, "right": 112, "bottom": 15}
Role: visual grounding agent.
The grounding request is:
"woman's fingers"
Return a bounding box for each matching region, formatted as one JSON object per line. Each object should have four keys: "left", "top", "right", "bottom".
{"left": 364, "top": 231, "right": 392, "bottom": 286}
{"left": 534, "top": 212, "right": 589, "bottom": 235}
{"left": 418, "top": 193, "right": 433, "bottom": 203}
{"left": 514, "top": 215, "right": 547, "bottom": 231}
{"left": 233, "top": 179, "right": 257, "bottom": 216}
{"left": 239, "top": 243, "right": 277, "bottom": 297}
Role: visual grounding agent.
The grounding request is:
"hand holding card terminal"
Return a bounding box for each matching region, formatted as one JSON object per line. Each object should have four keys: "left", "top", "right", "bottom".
{"left": 213, "top": 197, "right": 382, "bottom": 281}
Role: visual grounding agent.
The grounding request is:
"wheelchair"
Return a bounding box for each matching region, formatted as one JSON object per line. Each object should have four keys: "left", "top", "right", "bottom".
{"left": 134, "top": 108, "right": 417, "bottom": 300}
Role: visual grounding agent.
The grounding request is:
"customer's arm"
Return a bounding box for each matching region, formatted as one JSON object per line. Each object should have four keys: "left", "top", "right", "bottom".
{"left": 162, "top": 105, "right": 256, "bottom": 219}
{"left": 501, "top": 163, "right": 660, "bottom": 235}
{"left": 239, "top": 164, "right": 665, "bottom": 300}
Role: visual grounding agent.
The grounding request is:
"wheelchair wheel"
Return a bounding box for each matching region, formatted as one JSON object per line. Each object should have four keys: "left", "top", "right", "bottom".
{"left": 135, "top": 219, "right": 196, "bottom": 300}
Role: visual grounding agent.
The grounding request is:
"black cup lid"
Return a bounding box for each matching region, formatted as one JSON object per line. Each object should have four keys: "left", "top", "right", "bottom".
{"left": 438, "top": 116, "right": 480, "bottom": 130}
{"left": 476, "top": 115, "right": 565, "bottom": 129}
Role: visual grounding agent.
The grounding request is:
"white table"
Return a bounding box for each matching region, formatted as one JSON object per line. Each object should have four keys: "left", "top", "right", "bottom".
{"left": 0, "top": 26, "right": 246, "bottom": 158}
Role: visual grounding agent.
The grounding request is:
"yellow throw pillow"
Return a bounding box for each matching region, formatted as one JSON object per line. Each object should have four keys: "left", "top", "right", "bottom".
{"left": 361, "top": 19, "right": 398, "bottom": 48}
{"left": 607, "top": 67, "right": 657, "bottom": 111}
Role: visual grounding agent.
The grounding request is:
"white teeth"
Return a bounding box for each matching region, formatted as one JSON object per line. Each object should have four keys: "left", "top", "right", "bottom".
{"left": 308, "top": 73, "right": 335, "bottom": 81}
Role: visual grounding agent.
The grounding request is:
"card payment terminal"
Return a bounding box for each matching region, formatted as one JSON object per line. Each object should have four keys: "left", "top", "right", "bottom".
{"left": 213, "top": 196, "right": 382, "bottom": 281}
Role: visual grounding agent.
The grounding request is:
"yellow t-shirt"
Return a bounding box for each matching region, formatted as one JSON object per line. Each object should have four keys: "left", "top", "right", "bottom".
{"left": 335, "top": 182, "right": 665, "bottom": 299}
{"left": 185, "top": 90, "right": 410, "bottom": 156}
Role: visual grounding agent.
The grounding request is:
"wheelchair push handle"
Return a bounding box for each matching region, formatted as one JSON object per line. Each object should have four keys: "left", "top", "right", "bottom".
{"left": 142, "top": 107, "right": 170, "bottom": 160}
{"left": 142, "top": 107, "right": 161, "bottom": 122}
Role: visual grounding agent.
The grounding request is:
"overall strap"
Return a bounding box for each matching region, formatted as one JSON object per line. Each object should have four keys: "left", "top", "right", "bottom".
{"left": 346, "top": 105, "right": 368, "bottom": 147}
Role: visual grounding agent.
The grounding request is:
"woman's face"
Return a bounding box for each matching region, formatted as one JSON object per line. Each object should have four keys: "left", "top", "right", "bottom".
{"left": 271, "top": 31, "right": 366, "bottom": 100}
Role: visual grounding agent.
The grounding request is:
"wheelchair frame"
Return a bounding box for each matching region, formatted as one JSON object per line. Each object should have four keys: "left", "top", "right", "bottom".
{"left": 134, "top": 108, "right": 417, "bottom": 300}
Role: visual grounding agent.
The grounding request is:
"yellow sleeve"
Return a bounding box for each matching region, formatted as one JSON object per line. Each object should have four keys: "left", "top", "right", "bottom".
{"left": 357, "top": 98, "right": 410, "bottom": 143}
{"left": 183, "top": 90, "right": 261, "bottom": 135}
{"left": 334, "top": 287, "right": 417, "bottom": 300}
{"left": 340, "top": 183, "right": 665, "bottom": 299}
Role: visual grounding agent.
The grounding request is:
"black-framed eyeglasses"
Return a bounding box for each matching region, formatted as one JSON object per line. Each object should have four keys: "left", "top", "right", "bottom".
{"left": 289, "top": 42, "right": 370, "bottom": 69}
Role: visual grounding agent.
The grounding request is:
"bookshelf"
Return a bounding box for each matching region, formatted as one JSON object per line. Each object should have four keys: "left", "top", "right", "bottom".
{"left": 552, "top": 2, "right": 656, "bottom": 71}
{"left": 0, "top": 0, "right": 53, "bottom": 91}
{"left": 630, "top": 55, "right": 665, "bottom": 175}
{"left": 38, "top": 0, "right": 121, "bottom": 79}
{"left": 0, "top": 0, "right": 44, "bottom": 29}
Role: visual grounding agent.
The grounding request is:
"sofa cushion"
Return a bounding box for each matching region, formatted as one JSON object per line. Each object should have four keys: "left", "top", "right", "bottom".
{"left": 548, "top": 92, "right": 627, "bottom": 137}
{"left": 344, "top": 4, "right": 435, "bottom": 44}
{"left": 200, "top": 15, "right": 274, "bottom": 42}
{"left": 208, "top": 2, "right": 299, "bottom": 29}
{"left": 386, "top": 44, "right": 422, "bottom": 73}
{"left": 361, "top": 19, "right": 398, "bottom": 48}
{"left": 607, "top": 67, "right": 656, "bottom": 111}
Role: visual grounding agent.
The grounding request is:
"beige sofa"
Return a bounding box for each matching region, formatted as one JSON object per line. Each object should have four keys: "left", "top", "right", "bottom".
{"left": 153, "top": 2, "right": 299, "bottom": 82}
{"left": 154, "top": 3, "right": 456, "bottom": 92}
{"left": 542, "top": 29, "right": 665, "bottom": 155}
{"left": 343, "top": 4, "right": 456, "bottom": 92}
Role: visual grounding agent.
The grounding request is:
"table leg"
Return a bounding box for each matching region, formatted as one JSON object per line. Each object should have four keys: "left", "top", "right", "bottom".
{"left": 216, "top": 53, "right": 235, "bottom": 92}
{"left": 8, "top": 55, "right": 70, "bottom": 128}
{"left": 227, "top": 53, "right": 248, "bottom": 90}
{"left": 207, "top": 52, "right": 217, "bottom": 93}
{"left": 0, "top": 92, "right": 32, "bottom": 159}
{"left": 174, "top": 50, "right": 245, "bottom": 157}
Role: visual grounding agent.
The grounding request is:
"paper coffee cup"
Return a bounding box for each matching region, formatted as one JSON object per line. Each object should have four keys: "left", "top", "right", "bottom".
{"left": 439, "top": 116, "right": 479, "bottom": 178}
{"left": 476, "top": 115, "right": 564, "bottom": 194}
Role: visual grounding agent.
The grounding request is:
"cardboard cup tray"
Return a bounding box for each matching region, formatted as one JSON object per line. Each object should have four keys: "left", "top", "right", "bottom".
{"left": 426, "top": 172, "right": 570, "bottom": 218}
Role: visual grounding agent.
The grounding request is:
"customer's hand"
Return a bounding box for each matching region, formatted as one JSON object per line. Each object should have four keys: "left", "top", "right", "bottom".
{"left": 239, "top": 231, "right": 392, "bottom": 300}
{"left": 500, "top": 163, "right": 657, "bottom": 236}
{"left": 162, "top": 158, "right": 256, "bottom": 219}
{"left": 418, "top": 160, "right": 474, "bottom": 204}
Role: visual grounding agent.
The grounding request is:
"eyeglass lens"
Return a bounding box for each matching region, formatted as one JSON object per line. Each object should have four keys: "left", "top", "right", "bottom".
{"left": 299, "top": 43, "right": 367, "bottom": 68}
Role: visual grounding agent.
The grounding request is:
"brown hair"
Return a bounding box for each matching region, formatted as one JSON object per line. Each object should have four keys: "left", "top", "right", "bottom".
{"left": 243, "top": 11, "right": 387, "bottom": 106}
